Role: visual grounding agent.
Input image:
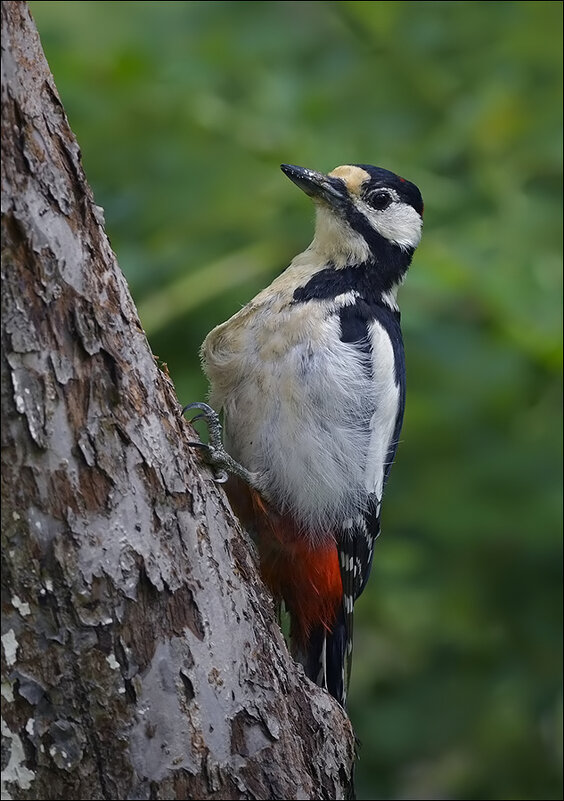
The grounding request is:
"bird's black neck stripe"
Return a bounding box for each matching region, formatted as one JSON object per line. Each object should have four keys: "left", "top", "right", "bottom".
{"left": 292, "top": 256, "right": 410, "bottom": 306}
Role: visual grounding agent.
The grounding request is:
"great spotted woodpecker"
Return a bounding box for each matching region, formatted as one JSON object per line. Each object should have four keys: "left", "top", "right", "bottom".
{"left": 185, "top": 163, "right": 423, "bottom": 707}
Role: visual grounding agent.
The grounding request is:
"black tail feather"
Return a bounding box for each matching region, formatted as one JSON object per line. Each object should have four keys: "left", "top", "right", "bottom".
{"left": 303, "top": 605, "right": 349, "bottom": 707}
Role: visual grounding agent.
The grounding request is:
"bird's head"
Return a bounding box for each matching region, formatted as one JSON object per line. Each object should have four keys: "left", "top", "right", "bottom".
{"left": 281, "top": 163, "right": 423, "bottom": 269}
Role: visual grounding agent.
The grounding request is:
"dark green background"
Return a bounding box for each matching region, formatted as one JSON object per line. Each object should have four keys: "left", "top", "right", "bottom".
{"left": 29, "top": 2, "right": 562, "bottom": 798}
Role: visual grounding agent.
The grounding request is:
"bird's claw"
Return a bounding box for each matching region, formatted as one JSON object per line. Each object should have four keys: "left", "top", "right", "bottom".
{"left": 182, "top": 401, "right": 217, "bottom": 417}
{"left": 183, "top": 402, "right": 241, "bottom": 486}
{"left": 182, "top": 401, "right": 223, "bottom": 451}
{"left": 213, "top": 469, "right": 229, "bottom": 484}
{"left": 185, "top": 440, "right": 228, "bottom": 484}
{"left": 183, "top": 402, "right": 227, "bottom": 482}
{"left": 183, "top": 401, "right": 259, "bottom": 489}
{"left": 187, "top": 412, "right": 206, "bottom": 424}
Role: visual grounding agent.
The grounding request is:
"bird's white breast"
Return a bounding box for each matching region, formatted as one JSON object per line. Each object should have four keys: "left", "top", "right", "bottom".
{"left": 202, "top": 267, "right": 401, "bottom": 538}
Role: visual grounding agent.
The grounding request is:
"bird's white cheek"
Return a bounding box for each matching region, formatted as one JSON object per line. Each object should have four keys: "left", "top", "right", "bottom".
{"left": 368, "top": 204, "right": 422, "bottom": 250}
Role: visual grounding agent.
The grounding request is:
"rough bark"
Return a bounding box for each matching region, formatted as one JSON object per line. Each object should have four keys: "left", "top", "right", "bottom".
{"left": 0, "top": 3, "right": 355, "bottom": 798}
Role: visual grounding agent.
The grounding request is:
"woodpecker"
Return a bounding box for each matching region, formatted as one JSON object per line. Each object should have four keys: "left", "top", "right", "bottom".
{"left": 185, "top": 163, "right": 423, "bottom": 707}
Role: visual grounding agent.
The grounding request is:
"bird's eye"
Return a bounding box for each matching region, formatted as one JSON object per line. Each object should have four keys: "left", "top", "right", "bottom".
{"left": 367, "top": 191, "right": 393, "bottom": 211}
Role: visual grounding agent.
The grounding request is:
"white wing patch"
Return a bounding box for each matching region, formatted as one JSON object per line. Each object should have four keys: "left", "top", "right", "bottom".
{"left": 363, "top": 319, "right": 401, "bottom": 500}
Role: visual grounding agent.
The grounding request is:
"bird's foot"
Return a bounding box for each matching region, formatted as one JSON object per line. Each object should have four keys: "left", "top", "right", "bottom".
{"left": 182, "top": 402, "right": 257, "bottom": 487}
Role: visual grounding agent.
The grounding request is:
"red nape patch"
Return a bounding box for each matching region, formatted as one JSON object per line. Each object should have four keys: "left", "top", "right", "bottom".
{"left": 398, "top": 176, "right": 406, "bottom": 183}
{"left": 243, "top": 488, "right": 343, "bottom": 646}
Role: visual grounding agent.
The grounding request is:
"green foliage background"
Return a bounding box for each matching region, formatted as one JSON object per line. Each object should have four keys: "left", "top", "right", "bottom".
{"left": 29, "top": 2, "right": 562, "bottom": 798}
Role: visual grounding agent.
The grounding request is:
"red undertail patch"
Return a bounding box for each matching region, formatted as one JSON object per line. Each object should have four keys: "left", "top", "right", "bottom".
{"left": 226, "top": 480, "right": 342, "bottom": 646}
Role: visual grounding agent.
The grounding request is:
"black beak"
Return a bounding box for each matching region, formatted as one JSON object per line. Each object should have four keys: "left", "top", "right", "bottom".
{"left": 280, "top": 164, "right": 347, "bottom": 209}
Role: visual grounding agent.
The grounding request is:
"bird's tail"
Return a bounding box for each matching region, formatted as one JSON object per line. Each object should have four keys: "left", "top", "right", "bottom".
{"left": 300, "top": 612, "right": 357, "bottom": 799}
{"left": 226, "top": 481, "right": 350, "bottom": 704}
{"left": 298, "top": 604, "right": 350, "bottom": 707}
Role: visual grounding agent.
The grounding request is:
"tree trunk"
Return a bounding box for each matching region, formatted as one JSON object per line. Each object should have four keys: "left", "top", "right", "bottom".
{"left": 0, "top": 3, "right": 355, "bottom": 798}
